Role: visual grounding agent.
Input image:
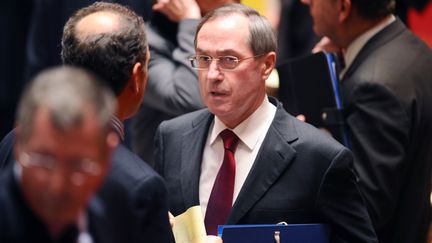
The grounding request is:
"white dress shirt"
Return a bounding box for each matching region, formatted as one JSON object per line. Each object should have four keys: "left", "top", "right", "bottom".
{"left": 199, "top": 96, "right": 277, "bottom": 217}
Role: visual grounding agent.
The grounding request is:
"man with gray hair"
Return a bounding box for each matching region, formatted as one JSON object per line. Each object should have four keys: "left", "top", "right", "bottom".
{"left": 155, "top": 3, "right": 377, "bottom": 242}
{"left": 0, "top": 66, "right": 122, "bottom": 242}
{"left": 0, "top": 2, "right": 173, "bottom": 242}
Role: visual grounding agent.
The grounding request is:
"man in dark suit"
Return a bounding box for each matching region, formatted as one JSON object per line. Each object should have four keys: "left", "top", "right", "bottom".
{"left": 1, "top": 2, "right": 173, "bottom": 242}
{"left": 154, "top": 4, "right": 377, "bottom": 242}
{"left": 131, "top": 0, "right": 239, "bottom": 165}
{"left": 0, "top": 66, "right": 121, "bottom": 242}
{"left": 300, "top": 0, "right": 432, "bottom": 242}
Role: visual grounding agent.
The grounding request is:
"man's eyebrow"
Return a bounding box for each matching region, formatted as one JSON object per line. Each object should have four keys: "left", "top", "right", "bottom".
{"left": 195, "top": 48, "right": 240, "bottom": 56}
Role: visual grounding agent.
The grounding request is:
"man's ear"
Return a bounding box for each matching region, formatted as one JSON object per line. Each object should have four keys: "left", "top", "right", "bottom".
{"left": 339, "top": 0, "right": 352, "bottom": 23}
{"left": 130, "top": 62, "right": 146, "bottom": 93}
{"left": 261, "top": 51, "right": 276, "bottom": 81}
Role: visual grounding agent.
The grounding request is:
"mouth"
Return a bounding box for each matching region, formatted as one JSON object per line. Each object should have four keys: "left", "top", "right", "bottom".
{"left": 209, "top": 90, "right": 228, "bottom": 97}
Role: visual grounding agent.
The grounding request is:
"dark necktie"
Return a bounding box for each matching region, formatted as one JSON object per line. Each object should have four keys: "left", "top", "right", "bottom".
{"left": 56, "top": 224, "right": 79, "bottom": 243}
{"left": 205, "top": 129, "right": 240, "bottom": 235}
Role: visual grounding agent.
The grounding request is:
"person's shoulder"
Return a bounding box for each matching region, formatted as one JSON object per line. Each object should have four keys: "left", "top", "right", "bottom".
{"left": 273, "top": 108, "right": 348, "bottom": 162}
{"left": 109, "top": 144, "right": 164, "bottom": 187}
{"left": 0, "top": 129, "right": 17, "bottom": 170}
{"left": 159, "top": 108, "right": 210, "bottom": 133}
{"left": 292, "top": 115, "right": 346, "bottom": 153}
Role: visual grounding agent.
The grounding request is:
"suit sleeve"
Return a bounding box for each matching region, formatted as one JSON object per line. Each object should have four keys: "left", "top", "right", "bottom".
{"left": 346, "top": 82, "right": 409, "bottom": 230}
{"left": 0, "top": 130, "right": 16, "bottom": 170}
{"left": 143, "top": 19, "right": 204, "bottom": 116}
{"left": 132, "top": 174, "right": 174, "bottom": 243}
{"left": 316, "top": 147, "right": 378, "bottom": 243}
{"left": 153, "top": 123, "right": 165, "bottom": 177}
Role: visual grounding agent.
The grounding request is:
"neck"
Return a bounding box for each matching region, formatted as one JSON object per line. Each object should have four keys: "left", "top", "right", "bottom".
{"left": 338, "top": 15, "right": 391, "bottom": 48}
{"left": 47, "top": 220, "right": 73, "bottom": 239}
{"left": 115, "top": 96, "right": 130, "bottom": 122}
{"left": 115, "top": 109, "right": 127, "bottom": 122}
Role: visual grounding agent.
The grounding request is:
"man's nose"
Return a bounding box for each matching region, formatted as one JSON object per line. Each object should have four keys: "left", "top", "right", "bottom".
{"left": 206, "top": 59, "right": 223, "bottom": 81}
{"left": 47, "top": 168, "right": 69, "bottom": 195}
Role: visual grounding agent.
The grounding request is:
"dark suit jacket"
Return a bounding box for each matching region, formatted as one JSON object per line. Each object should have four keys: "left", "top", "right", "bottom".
{"left": 341, "top": 19, "right": 432, "bottom": 243}
{"left": 131, "top": 14, "right": 204, "bottom": 165}
{"left": 0, "top": 162, "right": 116, "bottom": 243}
{"left": 154, "top": 97, "right": 377, "bottom": 243}
{"left": 0, "top": 130, "right": 174, "bottom": 243}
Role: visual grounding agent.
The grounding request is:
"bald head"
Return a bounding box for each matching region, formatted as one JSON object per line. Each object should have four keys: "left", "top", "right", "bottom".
{"left": 61, "top": 2, "right": 148, "bottom": 95}
{"left": 75, "top": 12, "right": 121, "bottom": 40}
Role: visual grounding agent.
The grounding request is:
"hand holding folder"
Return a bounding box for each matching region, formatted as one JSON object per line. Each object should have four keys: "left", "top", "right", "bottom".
{"left": 171, "top": 206, "right": 222, "bottom": 243}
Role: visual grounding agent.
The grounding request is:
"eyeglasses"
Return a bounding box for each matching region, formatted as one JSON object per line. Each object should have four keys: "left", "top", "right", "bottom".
{"left": 19, "top": 152, "right": 102, "bottom": 186}
{"left": 189, "top": 54, "right": 264, "bottom": 70}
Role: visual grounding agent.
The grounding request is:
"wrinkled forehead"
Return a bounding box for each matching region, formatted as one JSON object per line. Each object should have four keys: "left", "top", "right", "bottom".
{"left": 196, "top": 14, "right": 252, "bottom": 55}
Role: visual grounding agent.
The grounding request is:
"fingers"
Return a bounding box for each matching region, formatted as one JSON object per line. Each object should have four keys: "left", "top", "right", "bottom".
{"left": 206, "top": 235, "right": 223, "bottom": 243}
{"left": 168, "top": 211, "right": 175, "bottom": 227}
{"left": 312, "top": 37, "right": 342, "bottom": 54}
{"left": 296, "top": 114, "right": 306, "bottom": 122}
{"left": 153, "top": 0, "right": 201, "bottom": 22}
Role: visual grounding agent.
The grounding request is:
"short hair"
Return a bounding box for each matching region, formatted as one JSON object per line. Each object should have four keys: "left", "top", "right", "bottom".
{"left": 17, "top": 66, "right": 116, "bottom": 144}
{"left": 195, "top": 3, "right": 277, "bottom": 56}
{"left": 351, "top": 0, "right": 395, "bottom": 19}
{"left": 61, "top": 2, "right": 148, "bottom": 95}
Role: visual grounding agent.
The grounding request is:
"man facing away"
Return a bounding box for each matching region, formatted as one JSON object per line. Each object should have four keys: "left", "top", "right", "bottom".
{"left": 0, "top": 2, "right": 173, "bottom": 242}
{"left": 155, "top": 3, "right": 377, "bottom": 243}
{"left": 301, "top": 0, "right": 432, "bottom": 242}
{"left": 0, "top": 66, "right": 120, "bottom": 242}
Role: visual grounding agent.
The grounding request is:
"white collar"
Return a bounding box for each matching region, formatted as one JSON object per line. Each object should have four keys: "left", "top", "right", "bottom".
{"left": 209, "top": 96, "right": 276, "bottom": 151}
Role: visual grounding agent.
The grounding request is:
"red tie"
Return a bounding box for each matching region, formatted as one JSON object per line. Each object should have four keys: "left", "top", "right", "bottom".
{"left": 205, "top": 129, "right": 240, "bottom": 235}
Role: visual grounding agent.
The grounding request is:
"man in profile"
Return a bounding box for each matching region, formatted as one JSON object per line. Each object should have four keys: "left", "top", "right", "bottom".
{"left": 301, "top": 0, "right": 432, "bottom": 242}
{"left": 0, "top": 66, "right": 120, "bottom": 242}
{"left": 0, "top": 2, "right": 173, "bottom": 242}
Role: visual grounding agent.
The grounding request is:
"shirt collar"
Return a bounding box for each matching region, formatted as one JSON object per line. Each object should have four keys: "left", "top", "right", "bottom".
{"left": 209, "top": 96, "right": 276, "bottom": 150}
{"left": 111, "top": 116, "right": 125, "bottom": 141}
{"left": 341, "top": 15, "right": 396, "bottom": 77}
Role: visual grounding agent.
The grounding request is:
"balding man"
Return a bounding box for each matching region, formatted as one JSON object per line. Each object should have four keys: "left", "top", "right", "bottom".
{"left": 1, "top": 2, "right": 173, "bottom": 243}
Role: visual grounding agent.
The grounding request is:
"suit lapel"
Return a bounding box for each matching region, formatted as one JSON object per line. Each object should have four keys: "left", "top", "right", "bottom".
{"left": 180, "top": 111, "right": 214, "bottom": 208}
{"left": 228, "top": 102, "right": 299, "bottom": 224}
{"left": 343, "top": 19, "right": 406, "bottom": 80}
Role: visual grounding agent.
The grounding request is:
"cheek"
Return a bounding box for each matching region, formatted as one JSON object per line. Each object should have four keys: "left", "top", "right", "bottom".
{"left": 198, "top": 77, "right": 208, "bottom": 97}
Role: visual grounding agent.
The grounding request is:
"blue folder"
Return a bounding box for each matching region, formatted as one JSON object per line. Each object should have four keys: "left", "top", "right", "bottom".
{"left": 218, "top": 224, "right": 330, "bottom": 243}
{"left": 277, "top": 51, "right": 350, "bottom": 147}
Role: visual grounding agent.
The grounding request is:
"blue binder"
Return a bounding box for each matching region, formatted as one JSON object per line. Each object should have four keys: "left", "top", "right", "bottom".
{"left": 218, "top": 224, "right": 330, "bottom": 243}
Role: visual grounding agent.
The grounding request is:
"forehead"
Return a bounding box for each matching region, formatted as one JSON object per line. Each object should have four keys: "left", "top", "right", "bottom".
{"left": 196, "top": 14, "right": 252, "bottom": 55}
{"left": 24, "top": 107, "right": 103, "bottom": 154}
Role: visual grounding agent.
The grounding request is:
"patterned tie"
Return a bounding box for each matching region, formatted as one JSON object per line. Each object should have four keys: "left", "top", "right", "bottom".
{"left": 205, "top": 129, "right": 240, "bottom": 235}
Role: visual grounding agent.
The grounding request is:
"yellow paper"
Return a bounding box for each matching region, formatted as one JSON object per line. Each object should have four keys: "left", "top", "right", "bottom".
{"left": 172, "top": 206, "right": 207, "bottom": 243}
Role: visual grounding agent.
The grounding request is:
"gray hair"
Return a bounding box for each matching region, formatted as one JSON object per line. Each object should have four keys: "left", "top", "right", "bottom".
{"left": 16, "top": 66, "right": 116, "bottom": 144}
{"left": 195, "top": 3, "right": 277, "bottom": 56}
